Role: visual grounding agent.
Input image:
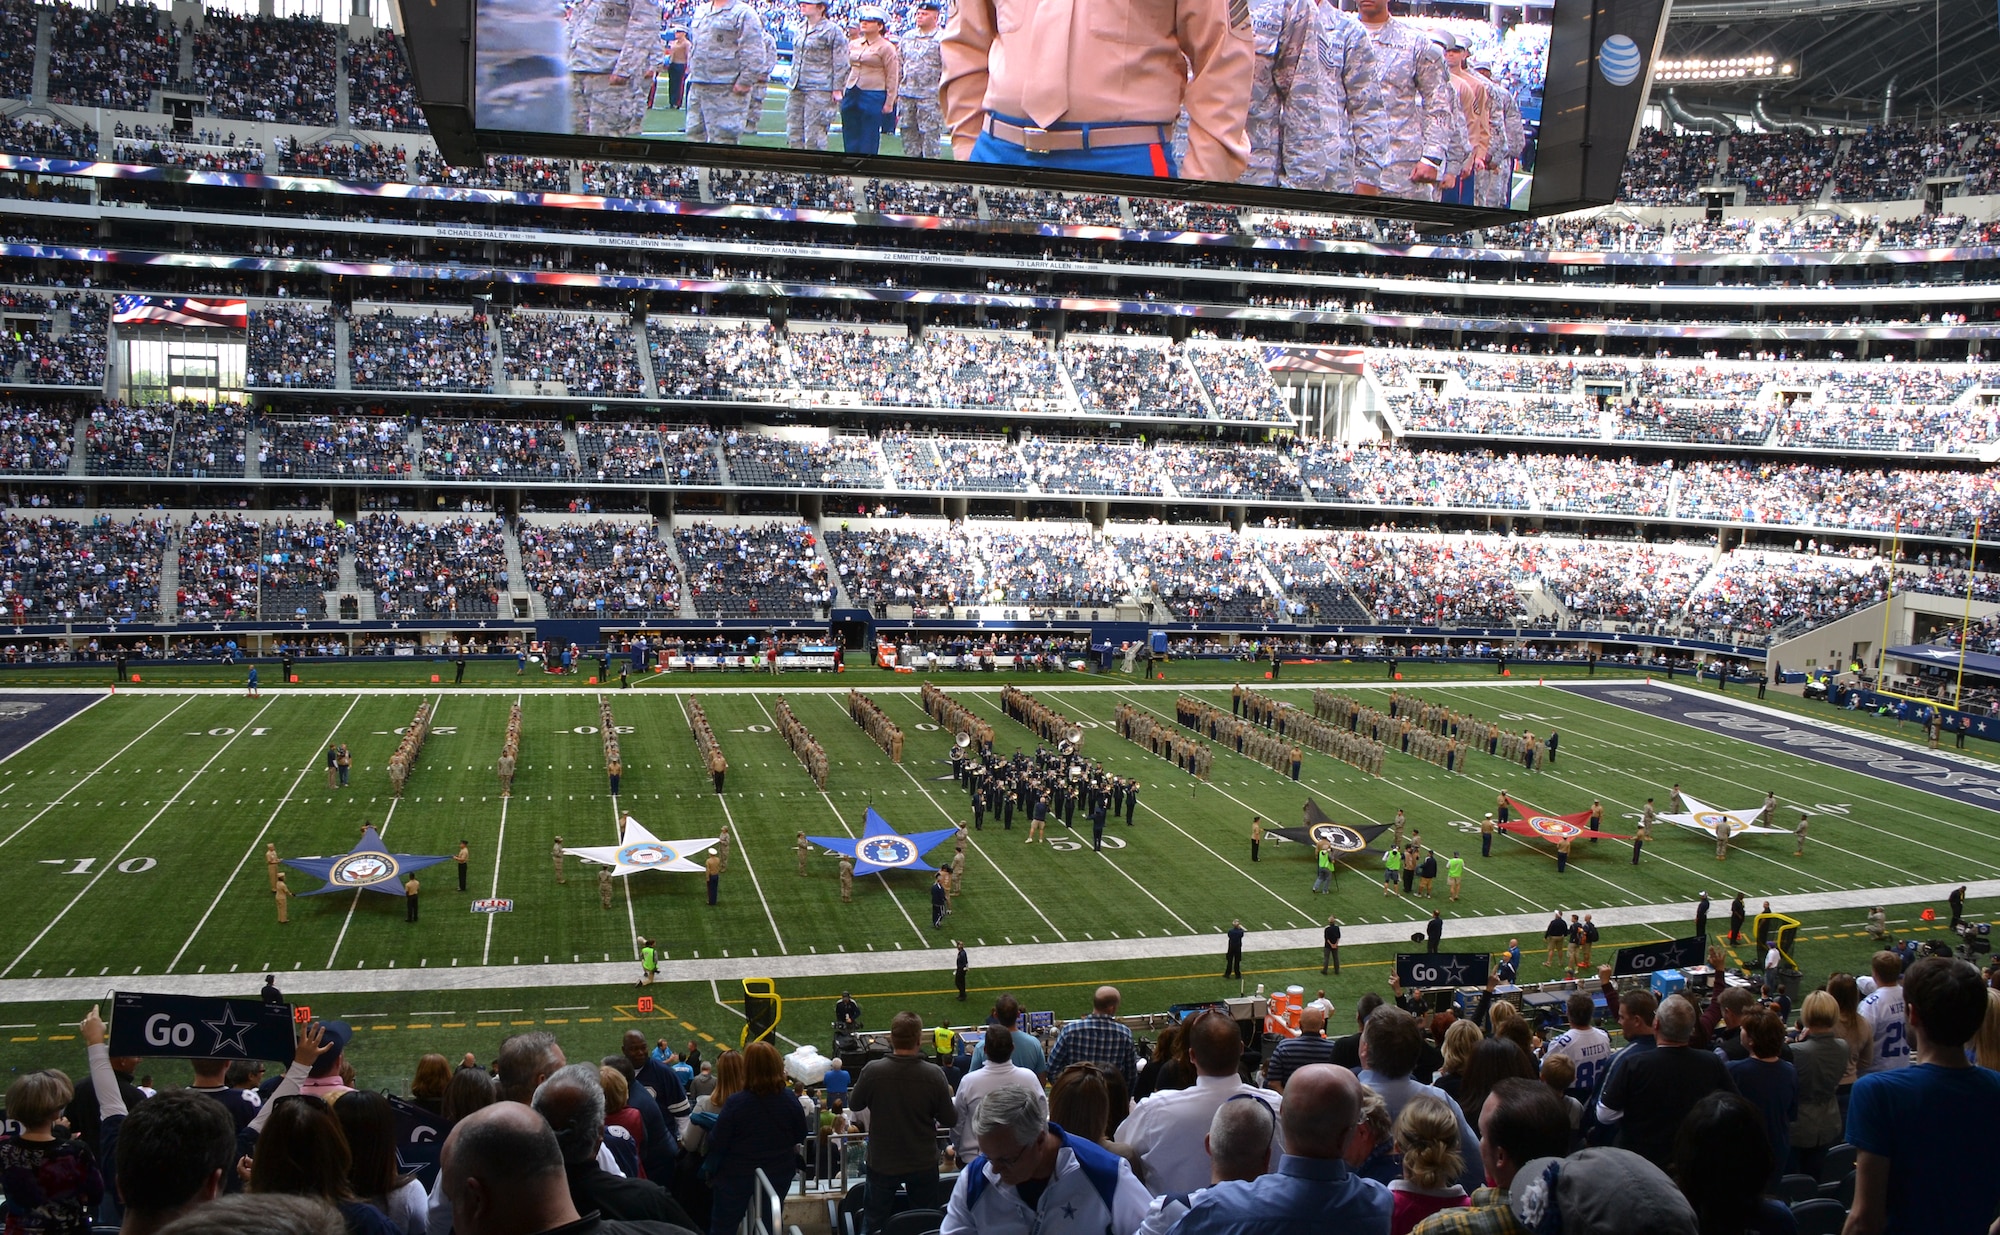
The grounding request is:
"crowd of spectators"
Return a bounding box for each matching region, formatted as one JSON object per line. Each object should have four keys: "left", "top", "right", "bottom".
{"left": 722, "top": 431, "right": 881, "bottom": 489}
{"left": 575, "top": 424, "right": 720, "bottom": 484}
{"left": 415, "top": 152, "right": 572, "bottom": 192}
{"left": 676, "top": 521, "right": 833, "bottom": 617}
{"left": 500, "top": 311, "right": 644, "bottom": 396}
{"left": 421, "top": 420, "right": 575, "bottom": 481}
{"left": 1686, "top": 547, "right": 1888, "bottom": 637}
{"left": 83, "top": 401, "right": 172, "bottom": 475}
{"left": 175, "top": 512, "right": 264, "bottom": 620}
{"left": 190, "top": 13, "right": 336, "bottom": 125}
{"left": 1301, "top": 444, "right": 1532, "bottom": 511}
{"left": 0, "top": 513, "right": 168, "bottom": 621}
{"left": 0, "top": 0, "right": 31, "bottom": 100}
{"left": 972, "top": 528, "right": 1129, "bottom": 607}
{"left": 276, "top": 138, "right": 407, "bottom": 182}
{"left": 1615, "top": 129, "right": 1713, "bottom": 204}
{"left": 868, "top": 180, "right": 982, "bottom": 218}
{"left": 828, "top": 522, "right": 982, "bottom": 610}
{"left": 520, "top": 521, "right": 681, "bottom": 617}
{"left": 1115, "top": 530, "right": 1280, "bottom": 621}
{"left": 257, "top": 517, "right": 342, "bottom": 618}
{"left": 0, "top": 293, "right": 108, "bottom": 388}
{"left": 248, "top": 304, "right": 340, "bottom": 389}
{"left": 350, "top": 309, "right": 492, "bottom": 392}
{"left": 709, "top": 170, "right": 855, "bottom": 212}
{"left": 1186, "top": 343, "right": 1290, "bottom": 422}
{"left": 0, "top": 404, "right": 75, "bottom": 474}
{"left": 881, "top": 433, "right": 1027, "bottom": 492}
{"left": 1063, "top": 340, "right": 1210, "bottom": 419}
{"left": 647, "top": 321, "right": 790, "bottom": 400}
{"left": 260, "top": 414, "right": 411, "bottom": 478}
{"left": 1128, "top": 199, "right": 1244, "bottom": 233}
{"left": 982, "top": 189, "right": 1125, "bottom": 226}
{"left": 345, "top": 29, "right": 426, "bottom": 131}
{"left": 355, "top": 513, "right": 510, "bottom": 618}
{"left": 1158, "top": 443, "right": 1303, "bottom": 500}
{"left": 48, "top": 4, "right": 177, "bottom": 111}
{"left": 111, "top": 136, "right": 265, "bottom": 172}
{"left": 1020, "top": 436, "right": 1163, "bottom": 496}
{"left": 1534, "top": 539, "right": 1714, "bottom": 627}
{"left": 0, "top": 117, "right": 97, "bottom": 159}
{"left": 579, "top": 161, "right": 703, "bottom": 200}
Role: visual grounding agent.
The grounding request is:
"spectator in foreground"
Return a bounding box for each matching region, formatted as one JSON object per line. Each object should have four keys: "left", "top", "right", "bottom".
{"left": 0, "top": 1067, "right": 101, "bottom": 1235}
{"left": 1785, "top": 992, "right": 1848, "bottom": 1178}
{"left": 1048, "top": 987, "right": 1139, "bottom": 1091}
{"left": 848, "top": 1011, "right": 956, "bottom": 1234}
{"left": 1118, "top": 1008, "right": 1282, "bottom": 1195}
{"left": 533, "top": 1063, "right": 692, "bottom": 1228}
{"left": 1047, "top": 1061, "right": 1143, "bottom": 1183}
{"left": 955, "top": 1019, "right": 1042, "bottom": 1158}
{"left": 1504, "top": 1147, "right": 1697, "bottom": 1235}
{"left": 1133, "top": 1092, "right": 1275, "bottom": 1235}
{"left": 155, "top": 1192, "right": 349, "bottom": 1235}
{"left": 1668, "top": 1093, "right": 1786, "bottom": 1235}
{"left": 1722, "top": 1012, "right": 1796, "bottom": 1190}
{"left": 705, "top": 1041, "right": 806, "bottom": 1235}
{"left": 1174, "top": 1065, "right": 1389, "bottom": 1235}
{"left": 331, "top": 1090, "right": 428, "bottom": 1235}
{"left": 1596, "top": 995, "right": 1736, "bottom": 1167}
{"left": 439, "top": 1101, "right": 691, "bottom": 1235}
{"left": 108, "top": 1089, "right": 239, "bottom": 1235}
{"left": 1356, "top": 1007, "right": 1482, "bottom": 1193}
{"left": 246, "top": 1096, "right": 399, "bottom": 1235}
{"left": 1843, "top": 956, "right": 2000, "bottom": 1235}
{"left": 1389, "top": 1092, "right": 1470, "bottom": 1235}
{"left": 1410, "top": 1078, "right": 1571, "bottom": 1235}
{"left": 942, "top": 1084, "right": 1150, "bottom": 1235}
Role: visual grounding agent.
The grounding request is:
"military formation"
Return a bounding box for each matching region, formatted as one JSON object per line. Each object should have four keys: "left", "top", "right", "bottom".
{"left": 687, "top": 699, "right": 729, "bottom": 793}
{"left": 921, "top": 681, "right": 995, "bottom": 749}
{"left": 599, "top": 696, "right": 624, "bottom": 791}
{"left": 496, "top": 700, "right": 522, "bottom": 797}
{"left": 1386, "top": 692, "right": 1541, "bottom": 770}
{"left": 848, "top": 689, "right": 905, "bottom": 762}
{"left": 950, "top": 725, "right": 1139, "bottom": 837}
{"left": 775, "top": 698, "right": 829, "bottom": 788}
{"left": 1114, "top": 701, "right": 1215, "bottom": 781}
{"left": 1226, "top": 686, "right": 1383, "bottom": 775}
{"left": 1179, "top": 695, "right": 1301, "bottom": 779}
{"left": 387, "top": 701, "right": 432, "bottom": 797}
{"left": 544, "top": 0, "right": 1536, "bottom": 206}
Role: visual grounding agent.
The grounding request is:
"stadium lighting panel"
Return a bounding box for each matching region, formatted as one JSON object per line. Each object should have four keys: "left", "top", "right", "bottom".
{"left": 1652, "top": 54, "right": 1794, "bottom": 81}
{"left": 399, "top": 0, "right": 1671, "bottom": 227}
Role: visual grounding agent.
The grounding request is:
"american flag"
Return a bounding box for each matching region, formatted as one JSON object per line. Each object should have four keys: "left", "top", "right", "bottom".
{"left": 1262, "top": 345, "right": 1363, "bottom": 375}
{"left": 111, "top": 295, "right": 249, "bottom": 329}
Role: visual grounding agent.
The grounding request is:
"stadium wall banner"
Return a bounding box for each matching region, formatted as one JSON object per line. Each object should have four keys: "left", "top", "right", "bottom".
{"left": 1395, "top": 952, "right": 1491, "bottom": 988}
{"left": 1612, "top": 934, "right": 1707, "bottom": 976}
{"left": 7, "top": 155, "right": 1999, "bottom": 268}
{"left": 1562, "top": 682, "right": 2000, "bottom": 811}
{"left": 108, "top": 991, "right": 296, "bottom": 1060}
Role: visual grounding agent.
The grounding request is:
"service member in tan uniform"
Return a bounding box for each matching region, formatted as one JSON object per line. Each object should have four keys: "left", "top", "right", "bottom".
{"left": 839, "top": 856, "right": 854, "bottom": 901}
{"left": 941, "top": 0, "right": 1254, "bottom": 180}
{"left": 456, "top": 840, "right": 470, "bottom": 892}
{"left": 797, "top": 831, "right": 811, "bottom": 875}
{"left": 274, "top": 872, "right": 292, "bottom": 924}
{"left": 600, "top": 867, "right": 615, "bottom": 909}
{"left": 552, "top": 836, "right": 567, "bottom": 883}
{"left": 266, "top": 842, "right": 281, "bottom": 891}
{"left": 497, "top": 751, "right": 516, "bottom": 797}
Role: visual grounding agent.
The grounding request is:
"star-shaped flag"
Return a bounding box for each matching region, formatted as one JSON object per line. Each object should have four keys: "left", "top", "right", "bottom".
{"left": 809, "top": 809, "right": 959, "bottom": 876}
{"left": 284, "top": 826, "right": 453, "bottom": 896}
{"left": 1660, "top": 794, "right": 1790, "bottom": 838}
{"left": 568, "top": 816, "right": 719, "bottom": 877}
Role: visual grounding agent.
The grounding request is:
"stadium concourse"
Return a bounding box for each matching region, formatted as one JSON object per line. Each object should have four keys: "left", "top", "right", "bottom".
{"left": 3, "top": 3, "right": 2000, "bottom": 1235}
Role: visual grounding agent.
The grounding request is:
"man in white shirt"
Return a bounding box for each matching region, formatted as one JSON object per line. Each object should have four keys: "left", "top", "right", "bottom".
{"left": 1540, "top": 993, "right": 1612, "bottom": 1100}
{"left": 942, "top": 1085, "right": 1151, "bottom": 1235}
{"left": 1116, "top": 1009, "right": 1281, "bottom": 1196}
{"left": 1857, "top": 950, "right": 1909, "bottom": 1073}
{"left": 1133, "top": 1090, "right": 1278, "bottom": 1235}
{"left": 953, "top": 1023, "right": 1045, "bottom": 1156}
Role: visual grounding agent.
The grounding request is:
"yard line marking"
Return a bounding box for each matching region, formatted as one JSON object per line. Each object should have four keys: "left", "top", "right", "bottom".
{"left": 0, "top": 697, "right": 194, "bottom": 849}
{"left": 0, "top": 690, "right": 112, "bottom": 766}
{"left": 327, "top": 694, "right": 442, "bottom": 970}
{"left": 675, "top": 693, "right": 786, "bottom": 953}
{"left": 8, "top": 696, "right": 283, "bottom": 979}
{"left": 745, "top": 693, "right": 927, "bottom": 944}
{"left": 482, "top": 692, "right": 525, "bottom": 966}
{"left": 843, "top": 692, "right": 1067, "bottom": 941}
{"left": 167, "top": 693, "right": 367, "bottom": 975}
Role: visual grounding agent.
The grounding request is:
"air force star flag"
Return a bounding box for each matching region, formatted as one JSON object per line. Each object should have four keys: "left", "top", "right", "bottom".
{"left": 809, "top": 808, "right": 958, "bottom": 875}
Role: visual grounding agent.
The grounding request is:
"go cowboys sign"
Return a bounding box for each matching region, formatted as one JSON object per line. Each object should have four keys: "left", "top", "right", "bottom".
{"left": 108, "top": 991, "right": 297, "bottom": 1060}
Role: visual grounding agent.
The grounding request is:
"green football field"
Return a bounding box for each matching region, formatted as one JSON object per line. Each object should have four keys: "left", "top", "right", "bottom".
{"left": 0, "top": 660, "right": 1991, "bottom": 1087}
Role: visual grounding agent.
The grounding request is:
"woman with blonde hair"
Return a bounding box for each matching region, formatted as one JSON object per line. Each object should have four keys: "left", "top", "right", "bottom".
{"left": 683, "top": 1050, "right": 744, "bottom": 1155}
{"left": 706, "top": 1042, "right": 806, "bottom": 1235}
{"left": 1824, "top": 973, "right": 1873, "bottom": 1119}
{"left": 1388, "top": 1093, "right": 1468, "bottom": 1235}
{"left": 1434, "top": 1019, "right": 1482, "bottom": 1104}
{"left": 0, "top": 1069, "right": 100, "bottom": 1235}
{"left": 599, "top": 1066, "right": 647, "bottom": 1179}
{"left": 1973, "top": 987, "right": 2000, "bottom": 1071}
{"left": 1788, "top": 990, "right": 1849, "bottom": 1178}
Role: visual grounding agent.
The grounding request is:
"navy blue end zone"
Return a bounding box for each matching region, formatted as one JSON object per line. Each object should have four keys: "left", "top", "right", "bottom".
{"left": 1556, "top": 682, "right": 2000, "bottom": 814}
{"left": 0, "top": 693, "right": 102, "bottom": 763}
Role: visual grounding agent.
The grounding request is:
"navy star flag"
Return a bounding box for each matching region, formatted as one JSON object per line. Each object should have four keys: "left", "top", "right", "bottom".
{"left": 808, "top": 808, "right": 959, "bottom": 875}
{"left": 1395, "top": 952, "right": 1492, "bottom": 988}
{"left": 108, "top": 991, "right": 297, "bottom": 1060}
{"left": 285, "top": 825, "right": 454, "bottom": 895}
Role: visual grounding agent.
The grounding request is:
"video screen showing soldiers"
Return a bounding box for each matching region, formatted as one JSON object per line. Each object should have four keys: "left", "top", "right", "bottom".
{"left": 474, "top": 0, "right": 1549, "bottom": 208}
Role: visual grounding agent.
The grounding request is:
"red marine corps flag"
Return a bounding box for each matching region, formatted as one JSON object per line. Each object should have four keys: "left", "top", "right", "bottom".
{"left": 1497, "top": 794, "right": 1631, "bottom": 843}
{"left": 112, "top": 295, "right": 249, "bottom": 329}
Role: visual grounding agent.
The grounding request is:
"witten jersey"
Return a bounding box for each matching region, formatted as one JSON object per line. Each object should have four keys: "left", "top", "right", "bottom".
{"left": 1544, "top": 1026, "right": 1612, "bottom": 1094}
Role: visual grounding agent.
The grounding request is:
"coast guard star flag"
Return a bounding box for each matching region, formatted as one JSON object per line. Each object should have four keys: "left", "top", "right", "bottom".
{"left": 112, "top": 295, "right": 249, "bottom": 329}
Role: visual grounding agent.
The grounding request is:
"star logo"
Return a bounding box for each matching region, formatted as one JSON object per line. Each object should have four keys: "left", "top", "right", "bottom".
{"left": 1438, "top": 956, "right": 1470, "bottom": 984}
{"left": 203, "top": 1003, "right": 257, "bottom": 1054}
{"left": 1061, "top": 1204, "right": 1077, "bottom": 1220}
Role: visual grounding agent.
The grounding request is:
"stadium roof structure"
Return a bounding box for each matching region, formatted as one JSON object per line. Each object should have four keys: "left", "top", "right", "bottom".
{"left": 1662, "top": 0, "right": 2000, "bottom": 117}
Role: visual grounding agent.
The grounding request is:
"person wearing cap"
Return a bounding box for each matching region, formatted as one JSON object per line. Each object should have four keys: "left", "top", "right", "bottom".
{"left": 843, "top": 9, "right": 901, "bottom": 155}
{"left": 1407, "top": 1078, "right": 1571, "bottom": 1235}
{"left": 940, "top": 0, "right": 1253, "bottom": 181}
{"left": 1347, "top": 0, "right": 1453, "bottom": 200}
{"left": 566, "top": 0, "right": 665, "bottom": 136}
{"left": 788, "top": 0, "right": 850, "bottom": 149}
{"left": 1471, "top": 57, "right": 1520, "bottom": 207}
{"left": 685, "top": 0, "right": 763, "bottom": 144}
{"left": 740, "top": 15, "right": 778, "bottom": 135}
{"left": 1500, "top": 1147, "right": 1696, "bottom": 1235}
{"left": 1439, "top": 34, "right": 1489, "bottom": 206}
{"left": 898, "top": 0, "right": 948, "bottom": 159}
{"left": 1239, "top": 0, "right": 1334, "bottom": 189}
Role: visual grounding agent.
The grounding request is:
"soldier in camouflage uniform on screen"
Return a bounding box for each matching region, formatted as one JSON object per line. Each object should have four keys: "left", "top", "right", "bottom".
{"left": 1241, "top": 0, "right": 1332, "bottom": 189}
{"left": 567, "top": 0, "right": 664, "bottom": 135}
{"left": 476, "top": 0, "right": 571, "bottom": 134}
{"left": 1349, "top": 0, "right": 1454, "bottom": 200}
{"left": 1312, "top": 1, "right": 1375, "bottom": 192}
{"left": 1475, "top": 57, "right": 1523, "bottom": 207}
{"left": 788, "top": 0, "right": 851, "bottom": 149}
{"left": 686, "top": 0, "right": 763, "bottom": 143}
{"left": 742, "top": 16, "right": 778, "bottom": 136}
{"left": 896, "top": 0, "right": 947, "bottom": 159}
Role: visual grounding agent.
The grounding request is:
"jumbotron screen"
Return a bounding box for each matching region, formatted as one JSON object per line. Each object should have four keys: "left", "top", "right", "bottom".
{"left": 425, "top": 0, "right": 1667, "bottom": 222}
